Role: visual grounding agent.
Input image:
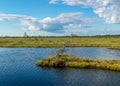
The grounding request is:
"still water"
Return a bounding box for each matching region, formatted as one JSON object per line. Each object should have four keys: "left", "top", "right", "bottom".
{"left": 0, "top": 47, "right": 120, "bottom": 86}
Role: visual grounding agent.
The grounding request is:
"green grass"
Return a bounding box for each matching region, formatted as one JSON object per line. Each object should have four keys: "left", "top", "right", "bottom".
{"left": 36, "top": 54, "right": 120, "bottom": 71}
{"left": 0, "top": 36, "right": 120, "bottom": 49}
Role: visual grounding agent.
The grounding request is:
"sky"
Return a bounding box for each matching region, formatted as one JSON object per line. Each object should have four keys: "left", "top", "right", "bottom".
{"left": 0, "top": 0, "right": 120, "bottom": 36}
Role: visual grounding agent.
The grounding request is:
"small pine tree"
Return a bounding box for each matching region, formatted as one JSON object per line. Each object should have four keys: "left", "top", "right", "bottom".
{"left": 24, "top": 32, "right": 28, "bottom": 37}
{"left": 71, "top": 33, "right": 78, "bottom": 37}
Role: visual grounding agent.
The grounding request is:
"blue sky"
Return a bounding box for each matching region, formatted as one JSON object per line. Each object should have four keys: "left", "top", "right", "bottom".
{"left": 0, "top": 0, "right": 120, "bottom": 36}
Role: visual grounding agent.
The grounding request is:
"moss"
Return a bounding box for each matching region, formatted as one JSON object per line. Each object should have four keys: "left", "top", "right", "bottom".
{"left": 36, "top": 54, "right": 120, "bottom": 71}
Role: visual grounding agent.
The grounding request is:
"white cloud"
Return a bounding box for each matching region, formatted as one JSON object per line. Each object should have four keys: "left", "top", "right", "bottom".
{"left": 0, "top": 13, "right": 41, "bottom": 31}
{"left": 49, "top": 0, "right": 120, "bottom": 24}
{"left": 49, "top": 0, "right": 59, "bottom": 4}
{"left": 40, "top": 12, "right": 97, "bottom": 33}
{"left": 0, "top": 12, "right": 97, "bottom": 35}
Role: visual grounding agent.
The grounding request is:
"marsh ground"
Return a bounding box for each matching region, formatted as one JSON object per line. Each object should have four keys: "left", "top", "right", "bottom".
{"left": 0, "top": 36, "right": 120, "bottom": 49}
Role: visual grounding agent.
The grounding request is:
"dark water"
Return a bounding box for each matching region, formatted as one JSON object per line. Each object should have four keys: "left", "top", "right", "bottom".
{"left": 0, "top": 47, "right": 120, "bottom": 86}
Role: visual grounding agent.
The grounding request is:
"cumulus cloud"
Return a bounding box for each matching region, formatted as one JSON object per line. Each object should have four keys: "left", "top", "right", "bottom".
{"left": 0, "top": 12, "right": 97, "bottom": 34}
{"left": 0, "top": 13, "right": 42, "bottom": 31}
{"left": 49, "top": 0, "right": 120, "bottom": 24}
{"left": 40, "top": 12, "right": 97, "bottom": 33}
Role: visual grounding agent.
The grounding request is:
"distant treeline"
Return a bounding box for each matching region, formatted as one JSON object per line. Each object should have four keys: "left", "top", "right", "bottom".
{"left": 1, "top": 34, "right": 120, "bottom": 38}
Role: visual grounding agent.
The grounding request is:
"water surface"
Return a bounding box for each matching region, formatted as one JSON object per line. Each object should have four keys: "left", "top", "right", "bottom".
{"left": 0, "top": 47, "right": 120, "bottom": 86}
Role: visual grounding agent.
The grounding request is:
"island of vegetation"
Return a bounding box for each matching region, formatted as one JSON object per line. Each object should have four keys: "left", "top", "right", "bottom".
{"left": 36, "top": 54, "right": 120, "bottom": 71}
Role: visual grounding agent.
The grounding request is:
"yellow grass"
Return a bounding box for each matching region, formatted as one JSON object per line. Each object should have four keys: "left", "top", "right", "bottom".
{"left": 36, "top": 54, "right": 120, "bottom": 71}
{"left": 0, "top": 36, "right": 120, "bottom": 49}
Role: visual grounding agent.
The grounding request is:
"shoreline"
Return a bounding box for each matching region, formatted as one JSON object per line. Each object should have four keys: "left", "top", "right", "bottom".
{"left": 0, "top": 46, "right": 119, "bottom": 50}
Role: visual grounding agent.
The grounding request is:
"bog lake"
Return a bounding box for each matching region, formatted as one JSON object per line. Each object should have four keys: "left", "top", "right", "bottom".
{"left": 0, "top": 47, "right": 120, "bottom": 86}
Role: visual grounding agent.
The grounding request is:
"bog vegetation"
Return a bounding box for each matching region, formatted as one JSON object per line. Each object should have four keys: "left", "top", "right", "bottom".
{"left": 36, "top": 54, "right": 120, "bottom": 71}
{"left": 0, "top": 35, "right": 120, "bottom": 49}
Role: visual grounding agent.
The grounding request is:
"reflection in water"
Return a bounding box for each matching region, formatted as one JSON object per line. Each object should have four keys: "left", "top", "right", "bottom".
{"left": 0, "top": 47, "right": 120, "bottom": 86}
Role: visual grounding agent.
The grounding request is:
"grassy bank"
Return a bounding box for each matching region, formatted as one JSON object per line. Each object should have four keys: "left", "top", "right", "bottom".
{"left": 0, "top": 36, "right": 120, "bottom": 49}
{"left": 36, "top": 54, "right": 120, "bottom": 71}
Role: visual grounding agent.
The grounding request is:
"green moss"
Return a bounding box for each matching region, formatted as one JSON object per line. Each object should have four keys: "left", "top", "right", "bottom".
{"left": 36, "top": 54, "right": 120, "bottom": 71}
